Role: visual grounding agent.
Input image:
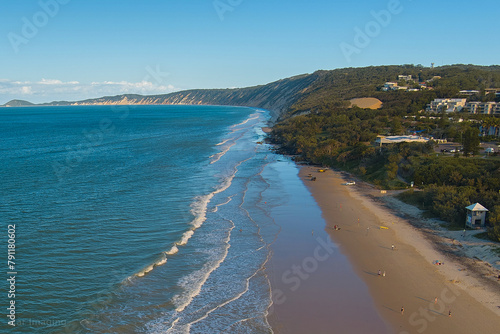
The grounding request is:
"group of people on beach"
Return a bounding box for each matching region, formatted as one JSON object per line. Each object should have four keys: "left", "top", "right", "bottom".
{"left": 401, "top": 304, "right": 452, "bottom": 317}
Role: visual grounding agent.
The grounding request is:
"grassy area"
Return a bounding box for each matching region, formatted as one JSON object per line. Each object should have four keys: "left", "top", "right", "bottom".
{"left": 473, "top": 232, "right": 491, "bottom": 241}
{"left": 395, "top": 189, "right": 426, "bottom": 210}
{"left": 397, "top": 190, "right": 469, "bottom": 231}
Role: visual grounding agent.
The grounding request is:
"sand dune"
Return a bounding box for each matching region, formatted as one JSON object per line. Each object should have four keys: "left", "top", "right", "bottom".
{"left": 350, "top": 97, "right": 383, "bottom": 109}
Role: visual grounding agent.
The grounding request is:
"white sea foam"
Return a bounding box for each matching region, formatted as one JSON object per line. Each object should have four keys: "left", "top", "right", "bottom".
{"left": 183, "top": 259, "right": 264, "bottom": 331}
{"left": 212, "top": 196, "right": 233, "bottom": 213}
{"left": 165, "top": 245, "right": 179, "bottom": 255}
{"left": 210, "top": 113, "right": 260, "bottom": 165}
{"left": 209, "top": 141, "right": 236, "bottom": 164}
{"left": 170, "top": 219, "right": 235, "bottom": 316}
{"left": 133, "top": 253, "right": 168, "bottom": 278}
{"left": 145, "top": 110, "right": 273, "bottom": 333}
{"left": 189, "top": 166, "right": 238, "bottom": 229}
{"left": 176, "top": 230, "right": 194, "bottom": 246}
{"left": 166, "top": 222, "right": 272, "bottom": 332}
{"left": 144, "top": 111, "right": 269, "bottom": 325}
{"left": 230, "top": 114, "right": 259, "bottom": 129}
{"left": 130, "top": 162, "right": 240, "bottom": 281}
{"left": 130, "top": 178, "right": 231, "bottom": 280}
{"left": 136, "top": 264, "right": 155, "bottom": 277}
{"left": 135, "top": 161, "right": 240, "bottom": 281}
{"left": 215, "top": 138, "right": 231, "bottom": 146}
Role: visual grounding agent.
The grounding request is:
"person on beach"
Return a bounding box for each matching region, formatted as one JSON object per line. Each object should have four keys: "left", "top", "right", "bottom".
{"left": 448, "top": 310, "right": 452, "bottom": 317}
{"left": 401, "top": 307, "right": 404, "bottom": 315}
{"left": 378, "top": 270, "right": 381, "bottom": 276}
{"left": 391, "top": 244, "right": 394, "bottom": 251}
{"left": 434, "top": 297, "right": 438, "bottom": 304}
{"left": 382, "top": 271, "right": 386, "bottom": 277}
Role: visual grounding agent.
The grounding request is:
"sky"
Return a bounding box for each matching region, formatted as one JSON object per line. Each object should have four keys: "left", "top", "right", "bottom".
{"left": 1, "top": 0, "right": 499, "bottom": 104}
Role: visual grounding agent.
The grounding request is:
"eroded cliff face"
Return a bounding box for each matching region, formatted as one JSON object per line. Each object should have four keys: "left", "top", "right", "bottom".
{"left": 60, "top": 73, "right": 318, "bottom": 122}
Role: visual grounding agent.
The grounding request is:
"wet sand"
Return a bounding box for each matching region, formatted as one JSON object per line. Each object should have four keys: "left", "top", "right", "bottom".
{"left": 297, "top": 166, "right": 500, "bottom": 334}
{"left": 266, "top": 161, "right": 391, "bottom": 334}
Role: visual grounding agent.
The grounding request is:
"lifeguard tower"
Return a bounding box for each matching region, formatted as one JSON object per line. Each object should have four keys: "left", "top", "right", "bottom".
{"left": 465, "top": 203, "right": 488, "bottom": 228}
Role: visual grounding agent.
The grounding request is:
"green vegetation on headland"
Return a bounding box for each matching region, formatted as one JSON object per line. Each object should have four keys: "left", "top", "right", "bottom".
{"left": 270, "top": 64, "right": 500, "bottom": 241}
{"left": 2, "top": 99, "right": 34, "bottom": 107}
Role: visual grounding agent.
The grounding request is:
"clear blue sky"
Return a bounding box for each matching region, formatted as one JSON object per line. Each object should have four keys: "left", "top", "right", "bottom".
{"left": 1, "top": 0, "right": 499, "bottom": 104}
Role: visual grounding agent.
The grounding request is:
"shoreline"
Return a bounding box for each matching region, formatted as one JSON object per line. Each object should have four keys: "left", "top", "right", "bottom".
{"left": 265, "top": 160, "right": 391, "bottom": 334}
{"left": 297, "top": 166, "right": 500, "bottom": 333}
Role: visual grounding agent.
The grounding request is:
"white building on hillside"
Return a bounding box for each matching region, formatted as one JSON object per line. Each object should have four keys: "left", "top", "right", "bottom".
{"left": 398, "top": 75, "right": 413, "bottom": 82}
{"left": 459, "top": 90, "right": 480, "bottom": 96}
{"left": 382, "top": 82, "right": 398, "bottom": 91}
{"left": 485, "top": 88, "right": 500, "bottom": 96}
{"left": 375, "top": 135, "right": 430, "bottom": 145}
{"left": 426, "top": 98, "right": 467, "bottom": 113}
{"left": 465, "top": 102, "right": 500, "bottom": 114}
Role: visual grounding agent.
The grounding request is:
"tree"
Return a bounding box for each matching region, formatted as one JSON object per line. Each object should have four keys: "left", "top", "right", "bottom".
{"left": 461, "top": 127, "right": 480, "bottom": 157}
{"left": 391, "top": 117, "right": 403, "bottom": 135}
{"left": 438, "top": 110, "right": 448, "bottom": 129}
{"left": 487, "top": 205, "right": 500, "bottom": 242}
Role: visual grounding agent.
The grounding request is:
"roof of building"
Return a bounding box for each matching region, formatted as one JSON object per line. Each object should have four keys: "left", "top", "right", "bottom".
{"left": 465, "top": 203, "right": 489, "bottom": 212}
{"left": 376, "top": 135, "right": 429, "bottom": 144}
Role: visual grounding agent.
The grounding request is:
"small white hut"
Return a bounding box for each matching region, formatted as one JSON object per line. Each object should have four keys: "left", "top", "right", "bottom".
{"left": 465, "top": 203, "right": 488, "bottom": 228}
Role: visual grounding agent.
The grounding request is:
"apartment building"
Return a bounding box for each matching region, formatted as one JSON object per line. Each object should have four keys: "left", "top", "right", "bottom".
{"left": 426, "top": 98, "right": 467, "bottom": 113}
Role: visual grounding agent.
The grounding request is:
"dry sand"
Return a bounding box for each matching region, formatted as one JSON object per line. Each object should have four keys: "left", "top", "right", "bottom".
{"left": 349, "top": 97, "right": 383, "bottom": 109}
{"left": 299, "top": 166, "right": 500, "bottom": 334}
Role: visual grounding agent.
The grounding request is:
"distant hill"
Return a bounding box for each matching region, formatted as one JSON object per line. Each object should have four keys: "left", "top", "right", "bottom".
{"left": 3, "top": 99, "right": 34, "bottom": 107}
{"left": 40, "top": 74, "right": 320, "bottom": 122}
{"left": 4, "top": 64, "right": 500, "bottom": 121}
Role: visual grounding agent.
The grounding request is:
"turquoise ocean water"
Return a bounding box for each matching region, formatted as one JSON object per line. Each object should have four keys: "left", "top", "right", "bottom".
{"left": 0, "top": 105, "right": 283, "bottom": 333}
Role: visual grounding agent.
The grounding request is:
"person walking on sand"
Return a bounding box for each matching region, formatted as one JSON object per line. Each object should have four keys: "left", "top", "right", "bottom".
{"left": 401, "top": 307, "right": 404, "bottom": 315}
{"left": 391, "top": 244, "right": 394, "bottom": 251}
{"left": 378, "top": 270, "right": 381, "bottom": 276}
{"left": 448, "top": 310, "right": 452, "bottom": 317}
{"left": 434, "top": 297, "right": 438, "bottom": 304}
{"left": 382, "top": 271, "right": 386, "bottom": 277}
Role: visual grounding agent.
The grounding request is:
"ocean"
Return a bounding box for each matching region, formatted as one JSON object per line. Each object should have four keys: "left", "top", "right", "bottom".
{"left": 0, "top": 105, "right": 283, "bottom": 333}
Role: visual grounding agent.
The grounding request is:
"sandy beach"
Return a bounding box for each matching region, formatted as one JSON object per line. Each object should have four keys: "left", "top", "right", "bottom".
{"left": 266, "top": 161, "right": 391, "bottom": 334}
{"left": 291, "top": 166, "right": 500, "bottom": 334}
